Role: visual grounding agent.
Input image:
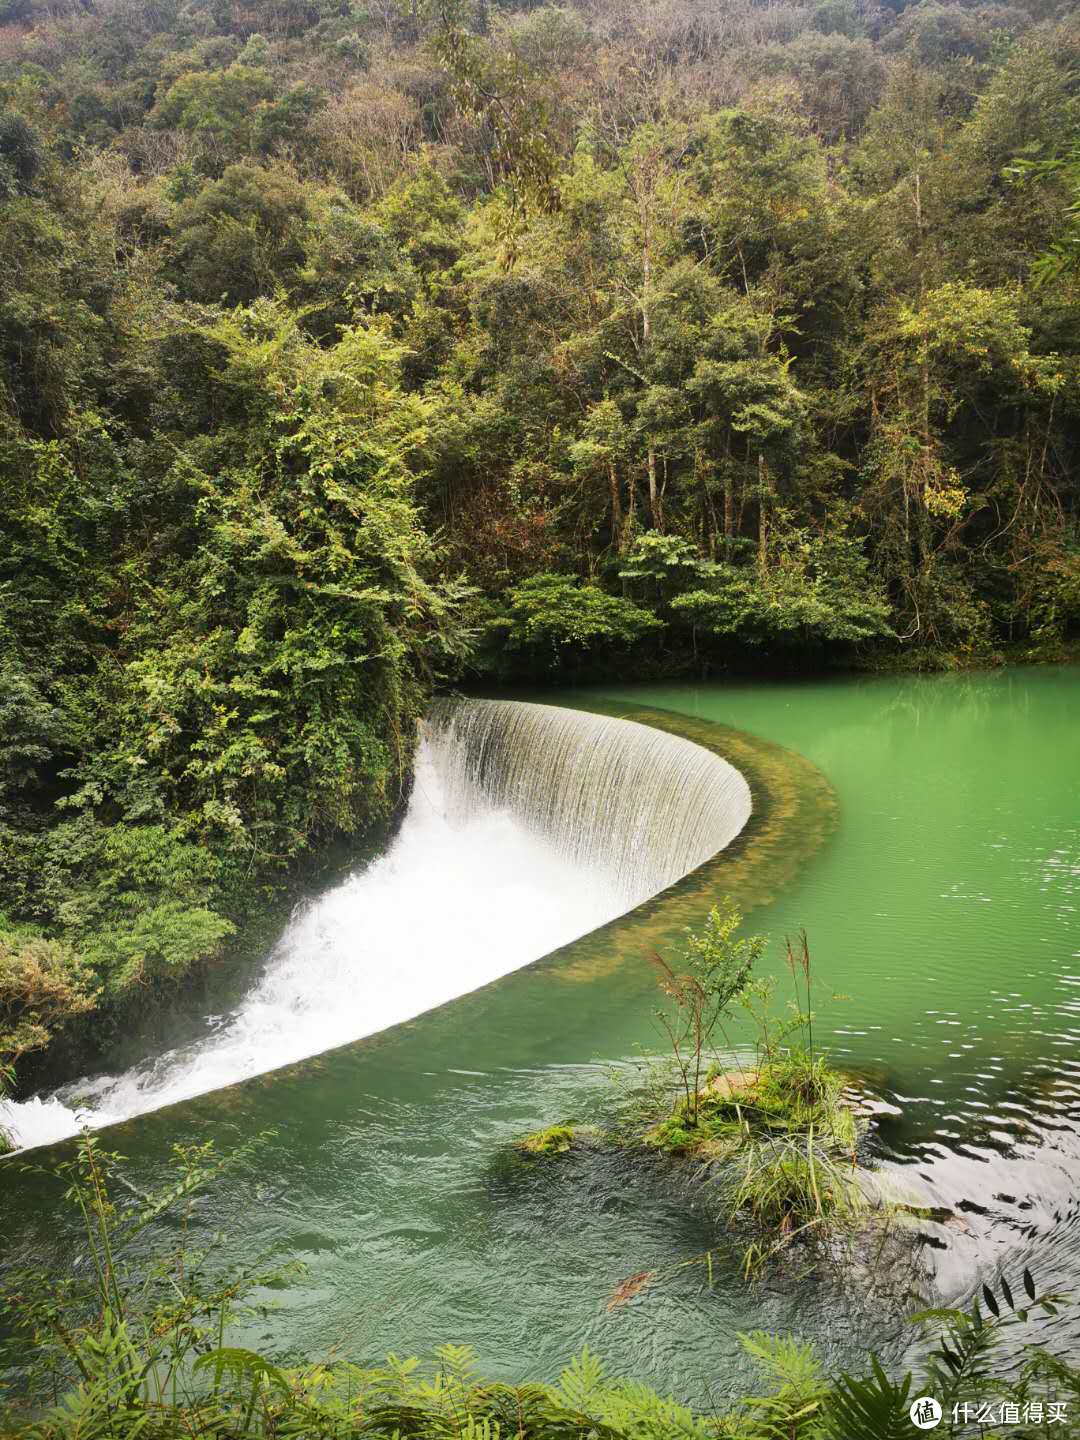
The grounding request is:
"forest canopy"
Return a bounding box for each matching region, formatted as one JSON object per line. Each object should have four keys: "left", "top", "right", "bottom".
{"left": 1, "top": 0, "right": 1079, "bottom": 1075}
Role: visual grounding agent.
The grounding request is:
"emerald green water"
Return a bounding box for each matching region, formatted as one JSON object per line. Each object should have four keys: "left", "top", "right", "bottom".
{"left": 3, "top": 666, "right": 1079, "bottom": 1400}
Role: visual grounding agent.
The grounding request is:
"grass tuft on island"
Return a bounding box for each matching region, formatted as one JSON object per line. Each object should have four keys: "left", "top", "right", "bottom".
{"left": 631, "top": 1055, "right": 873, "bottom": 1274}
{"left": 643, "top": 1050, "right": 857, "bottom": 1159}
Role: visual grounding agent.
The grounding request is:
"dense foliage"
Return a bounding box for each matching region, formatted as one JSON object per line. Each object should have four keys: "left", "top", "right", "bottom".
{"left": 2, "top": 1134, "right": 1077, "bottom": 1438}
{"left": 2, "top": 0, "right": 1080, "bottom": 1073}
{"left": 0, "top": 93, "right": 472, "bottom": 1074}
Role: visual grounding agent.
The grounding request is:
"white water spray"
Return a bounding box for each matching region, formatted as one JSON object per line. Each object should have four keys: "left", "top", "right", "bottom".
{"left": 0, "top": 702, "right": 750, "bottom": 1152}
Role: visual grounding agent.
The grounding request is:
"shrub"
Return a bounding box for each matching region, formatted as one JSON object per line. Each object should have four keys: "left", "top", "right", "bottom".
{"left": 0, "top": 929, "right": 98, "bottom": 1067}
{"left": 496, "top": 573, "right": 663, "bottom": 661}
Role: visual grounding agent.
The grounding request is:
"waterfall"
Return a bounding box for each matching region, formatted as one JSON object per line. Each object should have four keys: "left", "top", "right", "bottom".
{"left": 426, "top": 699, "right": 751, "bottom": 910}
{"left": 0, "top": 701, "right": 751, "bottom": 1153}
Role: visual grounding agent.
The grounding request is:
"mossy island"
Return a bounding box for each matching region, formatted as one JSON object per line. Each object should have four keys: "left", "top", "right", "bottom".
{"left": 516, "top": 1122, "right": 577, "bottom": 1157}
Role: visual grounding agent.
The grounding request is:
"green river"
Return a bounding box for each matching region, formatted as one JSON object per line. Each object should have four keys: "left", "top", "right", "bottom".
{"left": 2, "top": 666, "right": 1079, "bottom": 1399}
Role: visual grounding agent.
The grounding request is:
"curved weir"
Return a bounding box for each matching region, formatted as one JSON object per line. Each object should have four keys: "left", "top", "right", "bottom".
{"left": 0, "top": 700, "right": 752, "bottom": 1152}
{"left": 426, "top": 699, "right": 751, "bottom": 910}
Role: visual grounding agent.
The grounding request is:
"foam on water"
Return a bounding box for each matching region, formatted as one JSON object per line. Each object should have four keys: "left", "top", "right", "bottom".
{"left": 0, "top": 702, "right": 751, "bottom": 1153}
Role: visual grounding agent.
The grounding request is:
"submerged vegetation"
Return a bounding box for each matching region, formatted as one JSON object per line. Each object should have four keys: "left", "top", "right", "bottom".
{"left": 1, "top": 1133, "right": 1077, "bottom": 1438}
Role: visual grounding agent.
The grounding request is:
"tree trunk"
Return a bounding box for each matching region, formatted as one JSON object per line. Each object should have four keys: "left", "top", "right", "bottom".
{"left": 757, "top": 452, "right": 768, "bottom": 573}
{"left": 609, "top": 460, "right": 623, "bottom": 552}
{"left": 640, "top": 196, "right": 663, "bottom": 532}
{"left": 722, "top": 439, "right": 734, "bottom": 563}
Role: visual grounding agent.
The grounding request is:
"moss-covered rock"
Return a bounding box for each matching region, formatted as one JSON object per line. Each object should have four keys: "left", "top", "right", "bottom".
{"left": 515, "top": 1123, "right": 575, "bottom": 1157}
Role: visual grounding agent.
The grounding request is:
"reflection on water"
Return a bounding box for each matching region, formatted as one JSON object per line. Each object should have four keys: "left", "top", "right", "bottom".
{"left": 2, "top": 667, "right": 1080, "bottom": 1401}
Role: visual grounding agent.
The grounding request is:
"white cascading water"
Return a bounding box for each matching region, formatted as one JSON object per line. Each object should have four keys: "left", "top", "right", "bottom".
{"left": 0, "top": 701, "right": 751, "bottom": 1153}
{"left": 427, "top": 700, "right": 751, "bottom": 906}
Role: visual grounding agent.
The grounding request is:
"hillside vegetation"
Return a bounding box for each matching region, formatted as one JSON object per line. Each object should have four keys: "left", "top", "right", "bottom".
{"left": 1, "top": 0, "right": 1079, "bottom": 1078}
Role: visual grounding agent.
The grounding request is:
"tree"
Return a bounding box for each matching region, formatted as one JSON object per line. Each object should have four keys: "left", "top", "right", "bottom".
{"left": 863, "top": 282, "right": 1062, "bottom": 648}
{"left": 671, "top": 525, "right": 893, "bottom": 651}
{"left": 167, "top": 163, "right": 311, "bottom": 303}
{"left": 651, "top": 901, "right": 764, "bottom": 1127}
{"left": 495, "top": 572, "right": 661, "bottom": 663}
{"left": 150, "top": 64, "right": 277, "bottom": 159}
{"left": 568, "top": 398, "right": 634, "bottom": 554}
